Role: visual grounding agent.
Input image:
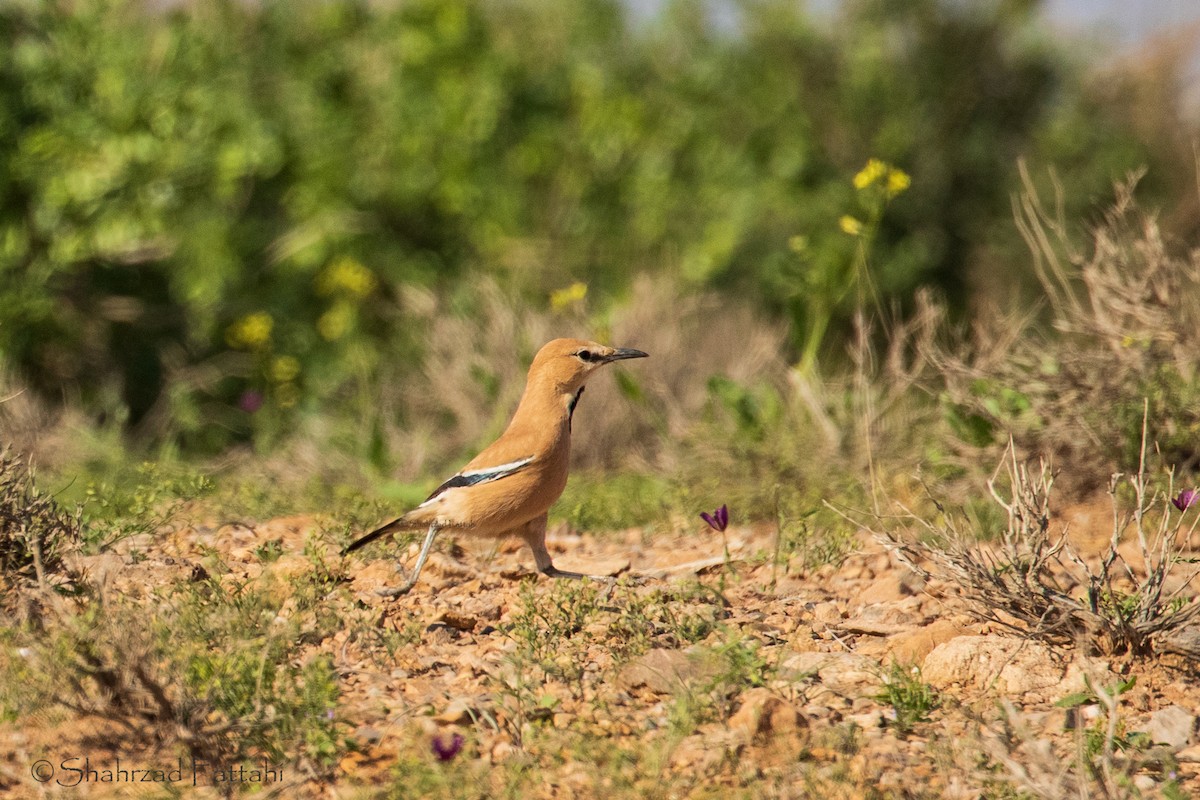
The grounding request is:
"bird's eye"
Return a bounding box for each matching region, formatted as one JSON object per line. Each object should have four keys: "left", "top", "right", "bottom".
{"left": 576, "top": 350, "right": 599, "bottom": 363}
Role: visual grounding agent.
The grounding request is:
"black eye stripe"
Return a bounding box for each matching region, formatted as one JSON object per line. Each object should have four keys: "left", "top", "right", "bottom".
{"left": 576, "top": 350, "right": 599, "bottom": 362}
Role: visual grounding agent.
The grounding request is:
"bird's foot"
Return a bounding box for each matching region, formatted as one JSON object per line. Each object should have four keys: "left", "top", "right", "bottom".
{"left": 376, "top": 581, "right": 417, "bottom": 598}
{"left": 540, "top": 565, "right": 616, "bottom": 583}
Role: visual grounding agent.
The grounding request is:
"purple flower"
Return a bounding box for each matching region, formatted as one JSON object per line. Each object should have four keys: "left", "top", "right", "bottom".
{"left": 238, "top": 390, "right": 264, "bottom": 413}
{"left": 1172, "top": 489, "right": 1198, "bottom": 511}
{"left": 700, "top": 504, "right": 729, "bottom": 533}
{"left": 431, "top": 733, "right": 464, "bottom": 762}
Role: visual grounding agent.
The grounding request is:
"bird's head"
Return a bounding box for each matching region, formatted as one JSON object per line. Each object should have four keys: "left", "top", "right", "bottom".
{"left": 529, "top": 337, "right": 648, "bottom": 394}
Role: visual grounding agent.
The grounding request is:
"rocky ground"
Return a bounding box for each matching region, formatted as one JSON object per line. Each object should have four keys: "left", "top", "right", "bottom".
{"left": 2, "top": 498, "right": 1199, "bottom": 798}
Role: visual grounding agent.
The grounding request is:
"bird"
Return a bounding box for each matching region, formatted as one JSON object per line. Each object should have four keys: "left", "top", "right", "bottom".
{"left": 342, "top": 337, "right": 648, "bottom": 597}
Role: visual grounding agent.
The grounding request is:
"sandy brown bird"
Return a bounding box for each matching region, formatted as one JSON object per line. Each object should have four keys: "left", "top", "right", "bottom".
{"left": 342, "top": 337, "right": 648, "bottom": 596}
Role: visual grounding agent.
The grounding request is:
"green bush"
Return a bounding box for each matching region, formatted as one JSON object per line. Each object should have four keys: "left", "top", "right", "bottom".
{"left": 0, "top": 0, "right": 1169, "bottom": 455}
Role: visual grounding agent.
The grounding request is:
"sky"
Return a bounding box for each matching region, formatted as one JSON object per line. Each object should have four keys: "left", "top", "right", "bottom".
{"left": 1045, "top": 0, "right": 1200, "bottom": 45}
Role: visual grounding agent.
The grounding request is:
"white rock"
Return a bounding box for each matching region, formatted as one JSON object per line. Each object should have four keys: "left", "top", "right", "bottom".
{"left": 922, "top": 636, "right": 1064, "bottom": 696}
{"left": 1145, "top": 705, "right": 1196, "bottom": 749}
{"left": 782, "top": 652, "right": 884, "bottom": 693}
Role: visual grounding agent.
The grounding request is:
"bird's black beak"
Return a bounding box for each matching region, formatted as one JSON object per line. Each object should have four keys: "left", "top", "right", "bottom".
{"left": 604, "top": 347, "right": 648, "bottom": 363}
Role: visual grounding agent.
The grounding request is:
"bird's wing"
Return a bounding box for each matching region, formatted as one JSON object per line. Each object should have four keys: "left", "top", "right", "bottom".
{"left": 342, "top": 455, "right": 536, "bottom": 554}
{"left": 416, "top": 455, "right": 536, "bottom": 508}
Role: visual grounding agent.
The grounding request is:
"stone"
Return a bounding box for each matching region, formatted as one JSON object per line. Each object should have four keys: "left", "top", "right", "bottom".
{"left": 265, "top": 552, "right": 311, "bottom": 580}
{"left": 857, "top": 570, "right": 926, "bottom": 606}
{"left": 1145, "top": 705, "right": 1196, "bottom": 749}
{"left": 781, "top": 652, "right": 884, "bottom": 693}
{"left": 846, "top": 709, "right": 885, "bottom": 731}
{"left": 728, "top": 688, "right": 805, "bottom": 744}
{"left": 69, "top": 553, "right": 127, "bottom": 586}
{"left": 434, "top": 698, "right": 475, "bottom": 725}
{"left": 810, "top": 601, "right": 843, "bottom": 625}
{"left": 882, "top": 620, "right": 968, "bottom": 664}
{"left": 921, "top": 636, "right": 1066, "bottom": 696}
{"left": 1176, "top": 743, "right": 1200, "bottom": 763}
{"left": 802, "top": 704, "right": 838, "bottom": 721}
{"left": 433, "top": 610, "right": 479, "bottom": 632}
{"left": 353, "top": 725, "right": 384, "bottom": 744}
{"left": 617, "top": 648, "right": 717, "bottom": 694}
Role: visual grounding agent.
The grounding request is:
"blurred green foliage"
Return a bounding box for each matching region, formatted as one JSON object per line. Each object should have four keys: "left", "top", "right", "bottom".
{"left": 0, "top": 0, "right": 1165, "bottom": 453}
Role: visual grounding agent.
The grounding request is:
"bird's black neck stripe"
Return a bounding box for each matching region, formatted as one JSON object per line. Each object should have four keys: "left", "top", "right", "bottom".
{"left": 568, "top": 386, "right": 585, "bottom": 431}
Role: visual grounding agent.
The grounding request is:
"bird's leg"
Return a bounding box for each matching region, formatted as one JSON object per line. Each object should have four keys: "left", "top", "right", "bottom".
{"left": 521, "top": 514, "right": 613, "bottom": 582}
{"left": 378, "top": 524, "right": 439, "bottom": 598}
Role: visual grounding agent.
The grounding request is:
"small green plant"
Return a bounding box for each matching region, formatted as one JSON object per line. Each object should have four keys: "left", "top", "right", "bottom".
{"left": 773, "top": 489, "right": 857, "bottom": 574}
{"left": 494, "top": 579, "right": 605, "bottom": 745}
{"left": 696, "top": 631, "right": 774, "bottom": 725}
{"left": 1056, "top": 676, "right": 1148, "bottom": 765}
{"left": 604, "top": 580, "right": 726, "bottom": 663}
{"left": 503, "top": 579, "right": 600, "bottom": 672}
{"left": 876, "top": 663, "right": 939, "bottom": 736}
{"left": 78, "top": 461, "right": 213, "bottom": 551}
{"left": 1, "top": 565, "right": 347, "bottom": 780}
{"left": 254, "top": 539, "right": 284, "bottom": 562}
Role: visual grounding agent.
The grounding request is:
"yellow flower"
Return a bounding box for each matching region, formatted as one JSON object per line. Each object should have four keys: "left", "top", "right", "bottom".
{"left": 839, "top": 216, "right": 864, "bottom": 236}
{"left": 549, "top": 281, "right": 588, "bottom": 313}
{"left": 316, "top": 257, "right": 376, "bottom": 298}
{"left": 853, "top": 158, "right": 888, "bottom": 190}
{"left": 225, "top": 312, "right": 273, "bottom": 350}
{"left": 787, "top": 235, "right": 808, "bottom": 253}
{"left": 269, "top": 355, "right": 301, "bottom": 383}
{"left": 317, "top": 304, "right": 352, "bottom": 341}
{"left": 886, "top": 168, "right": 912, "bottom": 198}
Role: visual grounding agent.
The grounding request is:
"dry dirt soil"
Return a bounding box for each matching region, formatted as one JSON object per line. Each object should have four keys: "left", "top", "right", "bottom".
{"left": 2, "top": 498, "right": 1199, "bottom": 799}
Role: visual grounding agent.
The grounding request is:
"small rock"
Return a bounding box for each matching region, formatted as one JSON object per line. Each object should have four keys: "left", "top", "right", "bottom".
{"left": 435, "top": 698, "right": 475, "bottom": 725}
{"left": 802, "top": 705, "right": 839, "bottom": 722}
{"left": 1132, "top": 775, "right": 1156, "bottom": 792}
{"left": 781, "top": 652, "right": 884, "bottom": 693}
{"left": 882, "top": 619, "right": 967, "bottom": 664}
{"left": 1145, "top": 705, "right": 1196, "bottom": 749}
{"left": 846, "top": 709, "right": 885, "bottom": 731}
{"left": 353, "top": 725, "right": 384, "bottom": 744}
{"left": 922, "top": 636, "right": 1064, "bottom": 696}
{"left": 810, "top": 602, "right": 843, "bottom": 625}
{"left": 433, "top": 610, "right": 478, "bottom": 632}
{"left": 618, "top": 648, "right": 717, "bottom": 693}
{"left": 1176, "top": 743, "right": 1200, "bottom": 763}
{"left": 265, "top": 552, "right": 311, "bottom": 580}
{"left": 728, "top": 688, "right": 805, "bottom": 744}
{"left": 857, "top": 570, "right": 925, "bottom": 605}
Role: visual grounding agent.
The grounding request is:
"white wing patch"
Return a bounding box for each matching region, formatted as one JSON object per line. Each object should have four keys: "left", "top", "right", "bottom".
{"left": 461, "top": 456, "right": 536, "bottom": 479}
{"left": 416, "top": 455, "right": 536, "bottom": 509}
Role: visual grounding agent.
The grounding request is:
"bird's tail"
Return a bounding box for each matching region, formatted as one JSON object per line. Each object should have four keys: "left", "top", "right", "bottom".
{"left": 342, "top": 517, "right": 410, "bottom": 555}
